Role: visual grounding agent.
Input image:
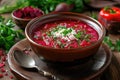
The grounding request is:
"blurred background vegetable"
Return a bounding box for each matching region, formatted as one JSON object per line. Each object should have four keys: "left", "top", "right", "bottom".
{"left": 0, "top": 16, "right": 25, "bottom": 51}
{"left": 103, "top": 36, "right": 120, "bottom": 52}
{"left": 55, "top": 2, "right": 71, "bottom": 12}
{"left": 89, "top": 12, "right": 120, "bottom": 52}
{"left": 0, "top": 0, "right": 90, "bottom": 14}
{"left": 0, "top": 0, "right": 29, "bottom": 14}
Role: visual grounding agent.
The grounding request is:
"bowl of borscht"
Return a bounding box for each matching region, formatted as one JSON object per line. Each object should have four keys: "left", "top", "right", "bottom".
{"left": 25, "top": 12, "right": 105, "bottom": 62}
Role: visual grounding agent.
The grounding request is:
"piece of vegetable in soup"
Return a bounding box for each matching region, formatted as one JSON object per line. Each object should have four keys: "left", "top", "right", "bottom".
{"left": 32, "top": 20, "right": 99, "bottom": 48}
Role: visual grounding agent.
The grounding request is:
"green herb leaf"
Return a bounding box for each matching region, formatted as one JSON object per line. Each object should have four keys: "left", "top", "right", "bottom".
{"left": 103, "top": 36, "right": 115, "bottom": 51}
{"left": 6, "top": 20, "right": 15, "bottom": 28}
{"left": 104, "top": 6, "right": 116, "bottom": 14}
{"left": 91, "top": 12, "right": 98, "bottom": 20}
{"left": 0, "top": 16, "right": 25, "bottom": 51}
{"left": 74, "top": 31, "right": 82, "bottom": 39}
{"left": 115, "top": 40, "right": 120, "bottom": 52}
{"left": 62, "top": 30, "right": 69, "bottom": 36}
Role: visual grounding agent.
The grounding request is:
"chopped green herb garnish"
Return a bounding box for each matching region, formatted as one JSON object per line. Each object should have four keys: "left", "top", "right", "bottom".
{"left": 74, "top": 31, "right": 82, "bottom": 39}
{"left": 67, "top": 28, "right": 72, "bottom": 33}
{"left": 84, "top": 34, "right": 90, "bottom": 41}
{"left": 58, "top": 25, "right": 66, "bottom": 29}
{"left": 34, "top": 35, "right": 38, "bottom": 39}
{"left": 62, "top": 29, "right": 72, "bottom": 36}
{"left": 46, "top": 32, "right": 51, "bottom": 36}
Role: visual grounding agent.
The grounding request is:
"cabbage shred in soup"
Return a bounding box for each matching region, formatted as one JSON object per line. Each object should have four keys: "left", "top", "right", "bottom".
{"left": 33, "top": 20, "right": 99, "bottom": 48}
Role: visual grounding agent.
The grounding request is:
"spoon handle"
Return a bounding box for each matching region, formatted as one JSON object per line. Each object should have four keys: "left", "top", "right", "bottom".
{"left": 35, "top": 66, "right": 57, "bottom": 80}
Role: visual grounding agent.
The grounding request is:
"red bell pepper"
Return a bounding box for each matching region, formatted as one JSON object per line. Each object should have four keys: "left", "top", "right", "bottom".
{"left": 98, "top": 7, "right": 120, "bottom": 34}
{"left": 99, "top": 7, "right": 120, "bottom": 21}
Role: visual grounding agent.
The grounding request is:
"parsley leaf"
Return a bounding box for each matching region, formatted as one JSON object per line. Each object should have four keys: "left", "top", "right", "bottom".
{"left": 0, "top": 16, "right": 25, "bottom": 51}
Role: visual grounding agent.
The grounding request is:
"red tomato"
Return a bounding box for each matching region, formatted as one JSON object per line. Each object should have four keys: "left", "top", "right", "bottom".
{"left": 99, "top": 7, "right": 120, "bottom": 22}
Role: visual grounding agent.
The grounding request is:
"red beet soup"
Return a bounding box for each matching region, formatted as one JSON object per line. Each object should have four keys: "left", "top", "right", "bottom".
{"left": 32, "top": 20, "right": 99, "bottom": 49}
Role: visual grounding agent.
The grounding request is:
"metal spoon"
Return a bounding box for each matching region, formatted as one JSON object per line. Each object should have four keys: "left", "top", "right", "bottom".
{"left": 14, "top": 49, "right": 59, "bottom": 80}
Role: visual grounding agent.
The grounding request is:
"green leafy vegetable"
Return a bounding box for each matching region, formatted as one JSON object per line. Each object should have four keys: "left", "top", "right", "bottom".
{"left": 90, "top": 12, "right": 98, "bottom": 20}
{"left": 103, "top": 36, "right": 120, "bottom": 52}
{"left": 103, "top": 36, "right": 115, "bottom": 50}
{"left": 0, "top": 0, "right": 29, "bottom": 14}
{"left": 0, "top": 16, "right": 25, "bottom": 51}
{"left": 28, "top": 0, "right": 90, "bottom": 14}
{"left": 115, "top": 40, "right": 120, "bottom": 52}
{"left": 0, "top": 0, "right": 90, "bottom": 14}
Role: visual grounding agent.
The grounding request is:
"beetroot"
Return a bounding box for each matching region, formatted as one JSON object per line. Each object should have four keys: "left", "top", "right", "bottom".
{"left": 1, "top": 68, "right": 6, "bottom": 72}
{"left": 55, "top": 3, "right": 72, "bottom": 12}
{"left": 0, "top": 63, "right": 5, "bottom": 68}
{"left": 9, "top": 75, "right": 14, "bottom": 79}
{"left": 0, "top": 74, "right": 3, "bottom": 78}
{"left": 0, "top": 49, "right": 4, "bottom": 56}
{"left": 13, "top": 6, "right": 44, "bottom": 19}
{"left": 0, "top": 49, "right": 14, "bottom": 79}
{"left": 1, "top": 56, "right": 6, "bottom": 61}
{"left": 4, "top": 73, "right": 8, "bottom": 76}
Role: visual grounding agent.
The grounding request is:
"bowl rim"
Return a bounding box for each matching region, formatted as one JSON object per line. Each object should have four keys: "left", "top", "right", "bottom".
{"left": 25, "top": 12, "right": 106, "bottom": 51}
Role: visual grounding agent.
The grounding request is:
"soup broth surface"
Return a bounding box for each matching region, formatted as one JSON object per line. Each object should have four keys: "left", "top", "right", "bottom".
{"left": 32, "top": 20, "right": 99, "bottom": 48}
